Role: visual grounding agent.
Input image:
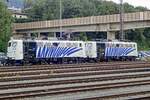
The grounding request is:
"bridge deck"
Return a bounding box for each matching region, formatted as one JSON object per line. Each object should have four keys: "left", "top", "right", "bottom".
{"left": 14, "top": 11, "right": 150, "bottom": 31}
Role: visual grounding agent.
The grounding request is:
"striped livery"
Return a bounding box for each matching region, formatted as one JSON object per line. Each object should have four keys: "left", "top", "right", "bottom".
{"left": 104, "top": 42, "right": 138, "bottom": 57}
{"left": 36, "top": 47, "right": 82, "bottom": 58}
{"left": 105, "top": 47, "right": 136, "bottom": 57}
{"left": 96, "top": 41, "right": 138, "bottom": 59}
{"left": 139, "top": 51, "right": 150, "bottom": 57}
{"left": 35, "top": 40, "right": 86, "bottom": 58}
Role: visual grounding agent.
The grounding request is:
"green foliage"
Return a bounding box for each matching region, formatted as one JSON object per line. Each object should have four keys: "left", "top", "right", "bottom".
{"left": 95, "top": 0, "right": 119, "bottom": 15}
{"left": 0, "top": 2, "right": 12, "bottom": 52}
{"left": 135, "top": 6, "right": 147, "bottom": 12}
{"left": 23, "top": 0, "right": 34, "bottom": 9}
{"left": 123, "top": 3, "right": 136, "bottom": 13}
{"left": 24, "top": 0, "right": 115, "bottom": 20}
{"left": 42, "top": 0, "right": 60, "bottom": 20}
{"left": 72, "top": 32, "right": 87, "bottom": 41}
{"left": 24, "top": 0, "right": 147, "bottom": 20}
{"left": 79, "top": 32, "right": 88, "bottom": 41}
{"left": 25, "top": 0, "right": 98, "bottom": 20}
{"left": 125, "top": 28, "right": 150, "bottom": 50}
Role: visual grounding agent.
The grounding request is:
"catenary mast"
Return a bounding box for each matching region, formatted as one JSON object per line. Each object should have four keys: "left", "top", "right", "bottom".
{"left": 120, "top": 0, "right": 124, "bottom": 41}
{"left": 59, "top": 0, "right": 62, "bottom": 39}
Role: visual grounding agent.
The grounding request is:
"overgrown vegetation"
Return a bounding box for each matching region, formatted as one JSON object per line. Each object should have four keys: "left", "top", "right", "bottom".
{"left": 23, "top": 0, "right": 147, "bottom": 20}
{"left": 0, "top": 1, "right": 12, "bottom": 52}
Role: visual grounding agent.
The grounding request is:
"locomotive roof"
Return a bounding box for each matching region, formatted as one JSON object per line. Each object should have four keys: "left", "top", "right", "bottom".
{"left": 9, "top": 39, "right": 136, "bottom": 44}
{"left": 9, "top": 39, "right": 85, "bottom": 43}
{"left": 96, "top": 41, "right": 137, "bottom": 44}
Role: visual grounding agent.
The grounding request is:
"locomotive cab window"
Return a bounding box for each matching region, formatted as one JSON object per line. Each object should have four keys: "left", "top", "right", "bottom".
{"left": 53, "top": 43, "right": 59, "bottom": 47}
{"left": 116, "top": 44, "right": 119, "bottom": 47}
{"left": 79, "top": 43, "right": 82, "bottom": 47}
{"left": 8, "top": 42, "right": 11, "bottom": 47}
{"left": 99, "top": 43, "right": 105, "bottom": 48}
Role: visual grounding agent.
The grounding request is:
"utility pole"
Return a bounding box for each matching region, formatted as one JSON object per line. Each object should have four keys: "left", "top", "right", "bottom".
{"left": 59, "top": 0, "right": 63, "bottom": 39}
{"left": 120, "top": 0, "right": 124, "bottom": 41}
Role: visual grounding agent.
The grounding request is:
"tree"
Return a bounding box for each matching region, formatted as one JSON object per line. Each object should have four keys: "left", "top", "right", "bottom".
{"left": 25, "top": 0, "right": 97, "bottom": 20}
{"left": 23, "top": 0, "right": 34, "bottom": 9}
{"left": 42, "top": 0, "right": 60, "bottom": 20}
{"left": 95, "top": 1, "right": 119, "bottom": 15}
{"left": 0, "top": 2, "right": 12, "bottom": 52}
{"left": 123, "top": 3, "right": 136, "bottom": 13}
{"left": 62, "top": 0, "right": 97, "bottom": 18}
{"left": 25, "top": 0, "right": 148, "bottom": 20}
{"left": 135, "top": 6, "right": 147, "bottom": 12}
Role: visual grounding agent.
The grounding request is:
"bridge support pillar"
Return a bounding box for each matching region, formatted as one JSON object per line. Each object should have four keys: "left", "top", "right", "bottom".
{"left": 37, "top": 32, "right": 41, "bottom": 39}
{"left": 27, "top": 33, "right": 31, "bottom": 38}
{"left": 107, "top": 31, "right": 116, "bottom": 40}
{"left": 54, "top": 32, "right": 56, "bottom": 37}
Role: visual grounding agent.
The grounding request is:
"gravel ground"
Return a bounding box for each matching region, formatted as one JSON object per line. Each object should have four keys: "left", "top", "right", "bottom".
{"left": 25, "top": 84, "right": 150, "bottom": 100}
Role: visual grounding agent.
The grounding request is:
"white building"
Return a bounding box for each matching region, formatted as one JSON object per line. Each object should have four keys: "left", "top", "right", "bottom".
{"left": 8, "top": 7, "right": 28, "bottom": 19}
{"left": 12, "top": 12, "right": 28, "bottom": 19}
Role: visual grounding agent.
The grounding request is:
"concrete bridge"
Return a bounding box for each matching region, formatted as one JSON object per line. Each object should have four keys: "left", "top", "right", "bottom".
{"left": 13, "top": 11, "right": 150, "bottom": 40}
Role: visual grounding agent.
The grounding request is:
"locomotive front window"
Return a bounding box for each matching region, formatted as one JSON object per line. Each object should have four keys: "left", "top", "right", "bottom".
{"left": 116, "top": 44, "right": 119, "bottom": 47}
{"left": 79, "top": 43, "right": 82, "bottom": 47}
{"left": 99, "top": 43, "right": 105, "bottom": 48}
{"left": 53, "top": 43, "right": 59, "bottom": 47}
{"left": 8, "top": 43, "right": 11, "bottom": 47}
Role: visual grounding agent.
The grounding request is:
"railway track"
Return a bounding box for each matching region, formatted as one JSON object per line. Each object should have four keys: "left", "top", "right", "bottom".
{"left": 0, "top": 61, "right": 149, "bottom": 72}
{"left": 1, "top": 80, "right": 150, "bottom": 99}
{"left": 0, "top": 61, "right": 150, "bottom": 75}
{"left": 0, "top": 67, "right": 150, "bottom": 77}
{"left": 0, "top": 70, "right": 150, "bottom": 89}
{"left": 1, "top": 76, "right": 150, "bottom": 99}
{"left": 0, "top": 61, "right": 150, "bottom": 99}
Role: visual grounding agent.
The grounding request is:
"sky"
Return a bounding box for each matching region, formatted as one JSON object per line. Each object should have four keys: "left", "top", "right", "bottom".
{"left": 106, "top": 0, "right": 150, "bottom": 9}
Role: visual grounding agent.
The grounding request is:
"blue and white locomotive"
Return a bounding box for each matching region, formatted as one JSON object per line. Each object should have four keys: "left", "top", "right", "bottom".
{"left": 7, "top": 39, "right": 138, "bottom": 65}
{"left": 7, "top": 39, "right": 97, "bottom": 64}
{"left": 96, "top": 41, "right": 138, "bottom": 61}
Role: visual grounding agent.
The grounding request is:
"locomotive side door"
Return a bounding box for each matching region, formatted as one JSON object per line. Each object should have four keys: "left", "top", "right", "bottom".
{"left": 96, "top": 42, "right": 105, "bottom": 61}
{"left": 23, "top": 41, "right": 37, "bottom": 61}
